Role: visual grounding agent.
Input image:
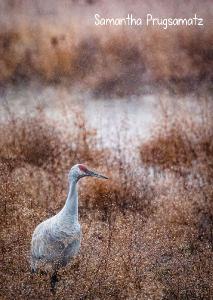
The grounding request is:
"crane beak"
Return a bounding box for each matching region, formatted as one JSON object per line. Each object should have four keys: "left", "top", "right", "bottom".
{"left": 88, "top": 170, "right": 108, "bottom": 179}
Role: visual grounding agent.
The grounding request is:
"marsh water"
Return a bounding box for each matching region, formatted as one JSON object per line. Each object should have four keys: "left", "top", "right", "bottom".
{"left": 0, "top": 85, "right": 207, "bottom": 152}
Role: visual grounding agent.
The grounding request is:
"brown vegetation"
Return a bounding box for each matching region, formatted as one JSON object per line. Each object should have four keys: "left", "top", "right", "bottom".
{"left": 0, "top": 3, "right": 212, "bottom": 298}
{"left": 1, "top": 101, "right": 213, "bottom": 299}
{"left": 0, "top": 1, "right": 212, "bottom": 96}
{"left": 140, "top": 99, "right": 213, "bottom": 180}
{"left": 140, "top": 124, "right": 213, "bottom": 173}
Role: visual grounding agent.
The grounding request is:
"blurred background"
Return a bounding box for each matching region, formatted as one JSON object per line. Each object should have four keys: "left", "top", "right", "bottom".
{"left": 0, "top": 1, "right": 213, "bottom": 299}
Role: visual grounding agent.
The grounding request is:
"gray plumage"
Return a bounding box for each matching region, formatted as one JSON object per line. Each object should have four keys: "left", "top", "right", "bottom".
{"left": 30, "top": 164, "right": 108, "bottom": 289}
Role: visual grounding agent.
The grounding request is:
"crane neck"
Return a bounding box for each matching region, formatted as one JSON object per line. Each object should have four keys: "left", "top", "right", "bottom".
{"left": 64, "top": 177, "right": 79, "bottom": 222}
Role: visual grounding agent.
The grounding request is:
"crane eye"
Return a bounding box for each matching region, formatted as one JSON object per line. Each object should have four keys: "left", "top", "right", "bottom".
{"left": 79, "top": 164, "right": 88, "bottom": 173}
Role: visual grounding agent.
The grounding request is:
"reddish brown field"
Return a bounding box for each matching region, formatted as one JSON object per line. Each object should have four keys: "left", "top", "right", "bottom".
{"left": 1, "top": 100, "right": 212, "bottom": 299}
{"left": 0, "top": 1, "right": 212, "bottom": 299}
{"left": 0, "top": 0, "right": 212, "bottom": 96}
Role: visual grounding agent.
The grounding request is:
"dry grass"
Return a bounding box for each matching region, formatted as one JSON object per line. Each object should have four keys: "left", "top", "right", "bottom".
{"left": 140, "top": 125, "right": 213, "bottom": 171}
{"left": 140, "top": 99, "right": 213, "bottom": 181}
{"left": 1, "top": 2, "right": 212, "bottom": 297}
{"left": 1, "top": 100, "right": 213, "bottom": 299}
{"left": 0, "top": 2, "right": 212, "bottom": 96}
{"left": 0, "top": 108, "right": 156, "bottom": 299}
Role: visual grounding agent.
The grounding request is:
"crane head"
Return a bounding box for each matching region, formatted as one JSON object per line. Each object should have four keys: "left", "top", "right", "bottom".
{"left": 69, "top": 164, "right": 108, "bottom": 181}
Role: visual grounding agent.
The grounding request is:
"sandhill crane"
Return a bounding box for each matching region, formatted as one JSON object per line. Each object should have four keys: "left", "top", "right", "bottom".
{"left": 30, "top": 164, "right": 108, "bottom": 291}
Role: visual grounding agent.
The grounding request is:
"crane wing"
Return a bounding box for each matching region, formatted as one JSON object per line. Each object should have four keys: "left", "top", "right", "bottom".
{"left": 61, "top": 239, "right": 81, "bottom": 267}
{"left": 31, "top": 228, "right": 65, "bottom": 262}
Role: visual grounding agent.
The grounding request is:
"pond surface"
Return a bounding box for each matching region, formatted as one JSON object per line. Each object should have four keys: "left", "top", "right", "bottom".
{"left": 0, "top": 85, "right": 206, "bottom": 152}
